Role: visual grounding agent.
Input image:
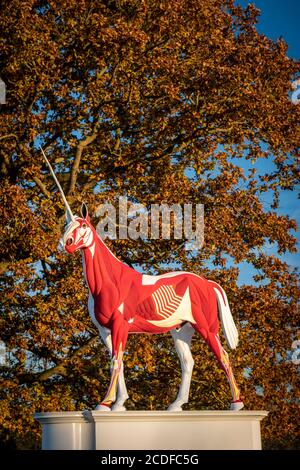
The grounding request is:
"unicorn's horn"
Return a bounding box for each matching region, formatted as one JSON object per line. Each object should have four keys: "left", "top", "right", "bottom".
{"left": 40, "top": 146, "right": 75, "bottom": 222}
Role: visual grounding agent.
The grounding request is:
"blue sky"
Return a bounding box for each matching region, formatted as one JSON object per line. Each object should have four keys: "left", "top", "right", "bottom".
{"left": 236, "top": 0, "right": 300, "bottom": 59}
{"left": 233, "top": 1, "right": 300, "bottom": 283}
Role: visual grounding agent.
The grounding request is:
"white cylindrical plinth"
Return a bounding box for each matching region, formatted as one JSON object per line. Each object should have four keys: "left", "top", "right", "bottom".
{"left": 89, "top": 410, "right": 268, "bottom": 450}
{"left": 34, "top": 412, "right": 94, "bottom": 450}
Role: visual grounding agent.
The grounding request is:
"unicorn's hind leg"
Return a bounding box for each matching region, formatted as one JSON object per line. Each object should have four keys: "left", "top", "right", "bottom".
{"left": 168, "top": 322, "right": 195, "bottom": 411}
{"left": 194, "top": 326, "right": 244, "bottom": 411}
{"left": 213, "top": 334, "right": 244, "bottom": 410}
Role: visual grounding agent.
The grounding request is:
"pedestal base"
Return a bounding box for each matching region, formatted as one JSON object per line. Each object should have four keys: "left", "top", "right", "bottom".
{"left": 89, "top": 410, "right": 268, "bottom": 450}
{"left": 35, "top": 410, "right": 268, "bottom": 450}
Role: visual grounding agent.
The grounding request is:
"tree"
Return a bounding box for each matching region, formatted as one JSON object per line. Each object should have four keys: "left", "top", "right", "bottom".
{"left": 0, "top": 0, "right": 299, "bottom": 449}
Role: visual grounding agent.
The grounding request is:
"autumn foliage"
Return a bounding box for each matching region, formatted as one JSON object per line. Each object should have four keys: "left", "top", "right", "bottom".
{"left": 0, "top": 0, "right": 299, "bottom": 449}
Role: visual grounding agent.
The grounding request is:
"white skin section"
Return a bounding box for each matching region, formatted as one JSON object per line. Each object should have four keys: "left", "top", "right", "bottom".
{"left": 167, "top": 323, "right": 195, "bottom": 411}
{"left": 142, "top": 271, "right": 203, "bottom": 285}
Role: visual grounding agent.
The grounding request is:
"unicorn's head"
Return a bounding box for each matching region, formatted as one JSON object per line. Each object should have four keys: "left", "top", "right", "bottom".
{"left": 62, "top": 203, "right": 95, "bottom": 253}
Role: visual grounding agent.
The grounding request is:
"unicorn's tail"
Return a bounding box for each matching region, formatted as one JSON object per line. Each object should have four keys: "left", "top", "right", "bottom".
{"left": 209, "top": 281, "right": 239, "bottom": 350}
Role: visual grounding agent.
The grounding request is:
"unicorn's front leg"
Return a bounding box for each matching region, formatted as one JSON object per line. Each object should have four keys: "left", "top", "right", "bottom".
{"left": 96, "top": 324, "right": 129, "bottom": 411}
{"left": 96, "top": 357, "right": 129, "bottom": 411}
{"left": 111, "top": 362, "right": 129, "bottom": 411}
{"left": 98, "top": 348, "right": 124, "bottom": 410}
{"left": 98, "top": 313, "right": 129, "bottom": 411}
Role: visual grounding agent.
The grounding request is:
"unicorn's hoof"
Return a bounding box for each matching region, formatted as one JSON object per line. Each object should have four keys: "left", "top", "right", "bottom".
{"left": 230, "top": 400, "right": 244, "bottom": 411}
{"left": 111, "top": 404, "right": 127, "bottom": 412}
{"left": 95, "top": 404, "right": 111, "bottom": 411}
{"left": 167, "top": 404, "right": 183, "bottom": 412}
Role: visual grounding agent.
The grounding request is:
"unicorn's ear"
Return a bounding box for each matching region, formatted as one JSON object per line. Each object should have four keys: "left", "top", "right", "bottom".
{"left": 81, "top": 202, "right": 89, "bottom": 219}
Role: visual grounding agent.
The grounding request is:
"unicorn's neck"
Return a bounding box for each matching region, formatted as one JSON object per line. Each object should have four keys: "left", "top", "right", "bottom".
{"left": 82, "top": 241, "right": 104, "bottom": 297}
{"left": 82, "top": 231, "right": 140, "bottom": 306}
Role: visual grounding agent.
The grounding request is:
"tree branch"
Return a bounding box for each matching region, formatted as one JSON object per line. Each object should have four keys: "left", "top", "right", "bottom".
{"left": 17, "top": 335, "right": 99, "bottom": 384}
{"left": 32, "top": 176, "right": 51, "bottom": 198}
{"left": 68, "top": 133, "right": 98, "bottom": 195}
{"left": 0, "top": 134, "right": 18, "bottom": 141}
{"left": 37, "top": 335, "right": 99, "bottom": 381}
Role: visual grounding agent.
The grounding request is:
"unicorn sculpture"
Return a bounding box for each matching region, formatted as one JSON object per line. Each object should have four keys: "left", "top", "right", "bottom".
{"left": 41, "top": 148, "right": 244, "bottom": 412}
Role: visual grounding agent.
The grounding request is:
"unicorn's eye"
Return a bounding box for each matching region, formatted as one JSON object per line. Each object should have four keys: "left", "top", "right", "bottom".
{"left": 82, "top": 223, "right": 87, "bottom": 229}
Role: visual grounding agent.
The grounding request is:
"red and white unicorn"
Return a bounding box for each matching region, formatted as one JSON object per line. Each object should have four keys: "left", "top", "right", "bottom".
{"left": 41, "top": 148, "right": 244, "bottom": 412}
